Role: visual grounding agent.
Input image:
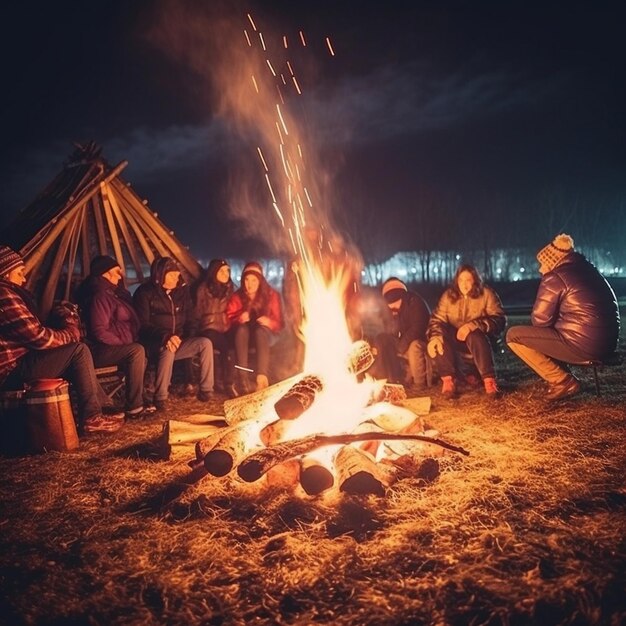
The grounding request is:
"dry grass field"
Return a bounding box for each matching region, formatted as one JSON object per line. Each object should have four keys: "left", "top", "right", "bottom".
{"left": 1, "top": 318, "right": 625, "bottom": 626}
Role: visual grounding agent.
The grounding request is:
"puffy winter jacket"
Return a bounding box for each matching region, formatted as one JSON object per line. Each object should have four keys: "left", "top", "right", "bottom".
{"left": 427, "top": 286, "right": 505, "bottom": 339}
{"left": 78, "top": 275, "right": 140, "bottom": 346}
{"left": 532, "top": 252, "right": 619, "bottom": 359}
{"left": 133, "top": 258, "right": 195, "bottom": 355}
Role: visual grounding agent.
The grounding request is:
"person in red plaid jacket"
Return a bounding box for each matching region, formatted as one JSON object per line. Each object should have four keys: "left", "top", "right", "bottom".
{"left": 0, "top": 246, "right": 123, "bottom": 434}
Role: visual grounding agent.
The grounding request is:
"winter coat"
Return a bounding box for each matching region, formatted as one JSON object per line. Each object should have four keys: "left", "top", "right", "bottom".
{"left": 532, "top": 252, "right": 620, "bottom": 359}
{"left": 192, "top": 264, "right": 235, "bottom": 334}
{"left": 226, "top": 287, "right": 283, "bottom": 334}
{"left": 388, "top": 291, "right": 431, "bottom": 353}
{"left": 133, "top": 258, "right": 195, "bottom": 356}
{"left": 78, "top": 275, "right": 140, "bottom": 346}
{"left": 0, "top": 279, "right": 80, "bottom": 385}
{"left": 427, "top": 285, "right": 505, "bottom": 339}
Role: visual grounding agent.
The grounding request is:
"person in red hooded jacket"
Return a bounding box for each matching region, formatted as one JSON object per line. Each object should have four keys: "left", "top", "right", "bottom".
{"left": 226, "top": 261, "right": 283, "bottom": 393}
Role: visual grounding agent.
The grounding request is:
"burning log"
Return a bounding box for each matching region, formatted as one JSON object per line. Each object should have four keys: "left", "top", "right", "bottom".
{"left": 335, "top": 445, "right": 396, "bottom": 495}
{"left": 265, "top": 458, "right": 301, "bottom": 489}
{"left": 272, "top": 340, "right": 374, "bottom": 422}
{"left": 236, "top": 431, "right": 469, "bottom": 483}
{"left": 259, "top": 418, "right": 291, "bottom": 447}
{"left": 346, "top": 339, "right": 375, "bottom": 375}
{"left": 223, "top": 375, "right": 300, "bottom": 425}
{"left": 299, "top": 456, "right": 334, "bottom": 495}
{"left": 203, "top": 420, "right": 265, "bottom": 477}
{"left": 274, "top": 375, "right": 323, "bottom": 420}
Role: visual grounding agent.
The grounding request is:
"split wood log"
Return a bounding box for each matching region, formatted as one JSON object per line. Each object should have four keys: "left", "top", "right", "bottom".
{"left": 369, "top": 383, "right": 407, "bottom": 405}
{"left": 165, "top": 417, "right": 226, "bottom": 445}
{"left": 236, "top": 431, "right": 469, "bottom": 483}
{"left": 163, "top": 416, "right": 227, "bottom": 460}
{"left": 335, "top": 446, "right": 397, "bottom": 495}
{"left": 299, "top": 456, "right": 334, "bottom": 495}
{"left": 223, "top": 375, "right": 300, "bottom": 425}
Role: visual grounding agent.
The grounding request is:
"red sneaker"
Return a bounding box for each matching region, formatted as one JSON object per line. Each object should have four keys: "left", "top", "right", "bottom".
{"left": 83, "top": 414, "right": 124, "bottom": 434}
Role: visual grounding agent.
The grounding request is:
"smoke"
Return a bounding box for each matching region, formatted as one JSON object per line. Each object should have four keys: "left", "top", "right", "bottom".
{"left": 146, "top": 0, "right": 357, "bottom": 260}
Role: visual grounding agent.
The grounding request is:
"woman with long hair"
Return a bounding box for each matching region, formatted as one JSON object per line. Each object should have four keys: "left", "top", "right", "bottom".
{"left": 226, "top": 261, "right": 283, "bottom": 393}
{"left": 427, "top": 264, "right": 505, "bottom": 398}
{"left": 193, "top": 259, "right": 237, "bottom": 398}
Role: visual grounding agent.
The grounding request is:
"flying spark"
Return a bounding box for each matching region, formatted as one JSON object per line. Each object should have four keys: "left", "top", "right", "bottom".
{"left": 325, "top": 37, "right": 335, "bottom": 56}
{"left": 246, "top": 13, "right": 257, "bottom": 31}
{"left": 299, "top": 30, "right": 307, "bottom": 46}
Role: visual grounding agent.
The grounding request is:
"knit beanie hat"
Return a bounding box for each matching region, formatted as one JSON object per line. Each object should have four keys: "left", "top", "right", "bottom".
{"left": 241, "top": 261, "right": 264, "bottom": 281}
{"left": 381, "top": 277, "right": 408, "bottom": 304}
{"left": 0, "top": 246, "right": 25, "bottom": 276}
{"left": 90, "top": 255, "right": 119, "bottom": 276}
{"left": 536, "top": 234, "right": 575, "bottom": 273}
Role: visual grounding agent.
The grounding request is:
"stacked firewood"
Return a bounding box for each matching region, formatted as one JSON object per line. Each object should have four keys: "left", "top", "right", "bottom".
{"left": 165, "top": 340, "right": 469, "bottom": 496}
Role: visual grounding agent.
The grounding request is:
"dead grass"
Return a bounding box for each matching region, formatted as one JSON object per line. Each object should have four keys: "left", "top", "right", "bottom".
{"left": 1, "top": 329, "right": 625, "bottom": 626}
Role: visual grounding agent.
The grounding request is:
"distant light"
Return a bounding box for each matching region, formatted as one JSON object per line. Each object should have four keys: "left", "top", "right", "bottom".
{"left": 411, "top": 267, "right": 417, "bottom": 274}
{"left": 268, "top": 269, "right": 276, "bottom": 278}
{"left": 361, "top": 269, "right": 366, "bottom": 276}
{"left": 520, "top": 267, "right": 525, "bottom": 273}
{"left": 433, "top": 268, "right": 439, "bottom": 274}
{"left": 376, "top": 272, "right": 382, "bottom": 279}
{"left": 455, "top": 254, "right": 461, "bottom": 260}
{"left": 398, "top": 268, "right": 407, "bottom": 277}
{"left": 497, "top": 268, "right": 502, "bottom": 274}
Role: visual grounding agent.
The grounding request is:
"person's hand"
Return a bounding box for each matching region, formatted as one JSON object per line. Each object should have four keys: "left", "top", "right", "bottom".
{"left": 166, "top": 335, "right": 182, "bottom": 352}
{"left": 238, "top": 311, "right": 250, "bottom": 324}
{"left": 427, "top": 337, "right": 444, "bottom": 358}
{"left": 257, "top": 315, "right": 271, "bottom": 328}
{"left": 456, "top": 323, "right": 472, "bottom": 342}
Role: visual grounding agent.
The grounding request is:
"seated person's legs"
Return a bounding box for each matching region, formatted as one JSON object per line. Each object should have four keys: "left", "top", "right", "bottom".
{"left": 402, "top": 339, "right": 428, "bottom": 389}
{"left": 174, "top": 336, "right": 214, "bottom": 397}
{"left": 506, "top": 326, "right": 583, "bottom": 383}
{"left": 253, "top": 325, "right": 272, "bottom": 390}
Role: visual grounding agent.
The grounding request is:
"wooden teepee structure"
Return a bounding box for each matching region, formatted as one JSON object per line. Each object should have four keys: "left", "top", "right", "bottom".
{"left": 0, "top": 142, "right": 202, "bottom": 317}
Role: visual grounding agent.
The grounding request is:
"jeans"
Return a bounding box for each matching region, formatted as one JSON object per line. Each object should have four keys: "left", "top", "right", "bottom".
{"left": 90, "top": 343, "right": 147, "bottom": 411}
{"left": 155, "top": 336, "right": 214, "bottom": 401}
{"left": 8, "top": 343, "right": 101, "bottom": 420}
{"left": 433, "top": 327, "right": 496, "bottom": 380}
{"left": 234, "top": 323, "right": 275, "bottom": 378}
{"left": 506, "top": 325, "right": 587, "bottom": 383}
{"left": 200, "top": 329, "right": 234, "bottom": 386}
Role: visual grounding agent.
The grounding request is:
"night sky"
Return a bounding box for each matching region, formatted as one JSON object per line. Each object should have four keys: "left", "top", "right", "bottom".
{"left": 1, "top": 0, "right": 624, "bottom": 261}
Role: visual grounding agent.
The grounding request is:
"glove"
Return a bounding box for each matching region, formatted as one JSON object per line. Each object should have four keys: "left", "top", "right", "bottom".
{"left": 427, "top": 336, "right": 444, "bottom": 358}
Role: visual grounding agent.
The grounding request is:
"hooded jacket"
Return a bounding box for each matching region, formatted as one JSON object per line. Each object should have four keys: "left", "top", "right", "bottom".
{"left": 192, "top": 259, "right": 234, "bottom": 334}
{"left": 532, "top": 252, "right": 620, "bottom": 359}
{"left": 133, "top": 257, "right": 194, "bottom": 355}
{"left": 77, "top": 275, "right": 140, "bottom": 346}
{"left": 0, "top": 278, "right": 80, "bottom": 385}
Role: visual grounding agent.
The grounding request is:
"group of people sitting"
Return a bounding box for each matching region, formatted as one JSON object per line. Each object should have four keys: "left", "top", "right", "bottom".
{"left": 370, "top": 234, "right": 620, "bottom": 401}
{"left": 0, "top": 232, "right": 620, "bottom": 438}
{"left": 0, "top": 249, "right": 284, "bottom": 435}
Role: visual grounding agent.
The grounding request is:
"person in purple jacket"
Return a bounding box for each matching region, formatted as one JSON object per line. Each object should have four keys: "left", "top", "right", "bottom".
{"left": 78, "top": 255, "right": 153, "bottom": 419}
{"left": 507, "top": 234, "right": 620, "bottom": 400}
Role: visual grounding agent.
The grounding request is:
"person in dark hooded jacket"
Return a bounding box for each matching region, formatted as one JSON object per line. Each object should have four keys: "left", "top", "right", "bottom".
{"left": 77, "top": 255, "right": 152, "bottom": 419}
{"left": 507, "top": 234, "right": 620, "bottom": 400}
{"left": 133, "top": 257, "right": 214, "bottom": 409}
{"left": 192, "top": 259, "right": 237, "bottom": 397}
